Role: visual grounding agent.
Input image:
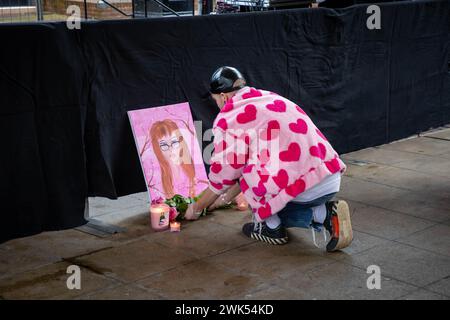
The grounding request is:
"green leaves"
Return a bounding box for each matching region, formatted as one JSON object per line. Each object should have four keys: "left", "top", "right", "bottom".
{"left": 164, "top": 194, "right": 209, "bottom": 220}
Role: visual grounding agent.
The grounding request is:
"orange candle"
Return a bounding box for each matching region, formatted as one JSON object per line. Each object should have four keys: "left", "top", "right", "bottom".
{"left": 237, "top": 202, "right": 249, "bottom": 211}
{"left": 170, "top": 221, "right": 181, "bottom": 232}
{"left": 235, "top": 193, "right": 249, "bottom": 211}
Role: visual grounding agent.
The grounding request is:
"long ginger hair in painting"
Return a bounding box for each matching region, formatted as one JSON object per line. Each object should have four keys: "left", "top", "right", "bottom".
{"left": 150, "top": 120, "right": 196, "bottom": 198}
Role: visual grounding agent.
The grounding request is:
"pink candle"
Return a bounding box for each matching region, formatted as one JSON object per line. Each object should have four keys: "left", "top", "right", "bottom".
{"left": 170, "top": 221, "right": 181, "bottom": 232}
{"left": 150, "top": 203, "right": 170, "bottom": 231}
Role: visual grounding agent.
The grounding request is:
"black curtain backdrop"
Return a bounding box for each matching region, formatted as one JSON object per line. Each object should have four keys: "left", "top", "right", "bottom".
{"left": 0, "top": 0, "right": 449, "bottom": 242}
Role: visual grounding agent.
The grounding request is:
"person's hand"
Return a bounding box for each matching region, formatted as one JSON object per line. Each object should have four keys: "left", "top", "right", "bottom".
{"left": 208, "top": 198, "right": 225, "bottom": 211}
{"left": 184, "top": 203, "right": 201, "bottom": 220}
{"left": 208, "top": 193, "right": 231, "bottom": 211}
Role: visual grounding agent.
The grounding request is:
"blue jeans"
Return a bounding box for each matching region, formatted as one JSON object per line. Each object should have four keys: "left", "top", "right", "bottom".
{"left": 277, "top": 193, "right": 337, "bottom": 229}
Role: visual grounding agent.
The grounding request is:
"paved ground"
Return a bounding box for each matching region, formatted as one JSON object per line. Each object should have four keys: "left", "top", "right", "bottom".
{"left": 1, "top": 127, "right": 449, "bottom": 300}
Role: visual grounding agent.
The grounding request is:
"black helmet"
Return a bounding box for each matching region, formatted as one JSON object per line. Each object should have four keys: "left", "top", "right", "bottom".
{"left": 209, "top": 66, "right": 246, "bottom": 94}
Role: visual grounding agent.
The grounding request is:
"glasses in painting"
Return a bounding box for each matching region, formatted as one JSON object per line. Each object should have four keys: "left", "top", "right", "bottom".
{"left": 159, "top": 137, "right": 183, "bottom": 152}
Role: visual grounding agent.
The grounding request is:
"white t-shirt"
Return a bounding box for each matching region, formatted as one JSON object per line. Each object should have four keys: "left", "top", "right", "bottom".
{"left": 292, "top": 172, "right": 341, "bottom": 203}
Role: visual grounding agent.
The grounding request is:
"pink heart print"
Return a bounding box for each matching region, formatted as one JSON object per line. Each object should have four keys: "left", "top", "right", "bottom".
{"left": 216, "top": 118, "right": 228, "bottom": 131}
{"left": 237, "top": 104, "right": 257, "bottom": 124}
{"left": 279, "top": 143, "right": 301, "bottom": 162}
{"left": 222, "top": 179, "right": 236, "bottom": 186}
{"left": 289, "top": 118, "right": 308, "bottom": 134}
{"left": 285, "top": 178, "right": 306, "bottom": 197}
{"left": 210, "top": 181, "right": 223, "bottom": 190}
{"left": 242, "top": 88, "right": 263, "bottom": 99}
{"left": 260, "top": 120, "right": 280, "bottom": 141}
{"left": 243, "top": 164, "right": 254, "bottom": 174}
{"left": 325, "top": 157, "right": 341, "bottom": 174}
{"left": 240, "top": 178, "right": 249, "bottom": 193}
{"left": 252, "top": 181, "right": 267, "bottom": 197}
{"left": 266, "top": 100, "right": 287, "bottom": 113}
{"left": 272, "top": 169, "right": 289, "bottom": 189}
{"left": 221, "top": 101, "right": 234, "bottom": 112}
{"left": 210, "top": 162, "right": 222, "bottom": 174}
{"left": 258, "top": 202, "right": 272, "bottom": 219}
{"left": 309, "top": 143, "right": 327, "bottom": 160}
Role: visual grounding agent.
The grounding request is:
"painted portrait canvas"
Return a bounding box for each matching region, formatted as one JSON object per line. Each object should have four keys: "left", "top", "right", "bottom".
{"left": 128, "top": 102, "right": 208, "bottom": 201}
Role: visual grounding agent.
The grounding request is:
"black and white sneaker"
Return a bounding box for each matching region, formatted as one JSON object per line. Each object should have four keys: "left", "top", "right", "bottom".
{"left": 242, "top": 221, "right": 289, "bottom": 245}
{"left": 323, "top": 200, "right": 353, "bottom": 252}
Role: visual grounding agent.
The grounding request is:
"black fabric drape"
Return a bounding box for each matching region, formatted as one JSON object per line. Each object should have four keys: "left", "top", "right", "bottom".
{"left": 0, "top": 24, "right": 88, "bottom": 242}
{"left": 0, "top": 0, "right": 449, "bottom": 242}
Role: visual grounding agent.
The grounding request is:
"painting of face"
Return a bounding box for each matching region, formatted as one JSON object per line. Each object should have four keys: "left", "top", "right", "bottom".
{"left": 128, "top": 103, "right": 208, "bottom": 200}
{"left": 159, "top": 132, "right": 183, "bottom": 165}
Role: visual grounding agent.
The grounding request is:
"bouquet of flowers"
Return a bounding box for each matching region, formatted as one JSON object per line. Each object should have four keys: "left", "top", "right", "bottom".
{"left": 151, "top": 194, "right": 208, "bottom": 222}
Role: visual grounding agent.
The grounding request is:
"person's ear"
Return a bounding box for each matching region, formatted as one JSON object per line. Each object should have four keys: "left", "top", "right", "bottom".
{"left": 220, "top": 93, "right": 226, "bottom": 103}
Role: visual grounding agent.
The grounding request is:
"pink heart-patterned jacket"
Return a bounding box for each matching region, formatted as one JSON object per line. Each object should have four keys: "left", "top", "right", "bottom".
{"left": 208, "top": 86, "right": 346, "bottom": 221}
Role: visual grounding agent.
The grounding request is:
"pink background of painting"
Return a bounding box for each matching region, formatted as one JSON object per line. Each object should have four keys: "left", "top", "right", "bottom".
{"left": 128, "top": 102, "right": 208, "bottom": 201}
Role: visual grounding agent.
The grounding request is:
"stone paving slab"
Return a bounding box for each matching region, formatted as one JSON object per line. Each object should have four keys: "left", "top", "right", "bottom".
{"left": 423, "top": 127, "right": 450, "bottom": 140}
{"left": 0, "top": 229, "right": 116, "bottom": 282}
{"left": 0, "top": 246, "right": 59, "bottom": 282}
{"left": 425, "top": 277, "right": 450, "bottom": 297}
{"left": 205, "top": 242, "right": 336, "bottom": 282}
{"left": 340, "top": 177, "right": 449, "bottom": 222}
{"left": 349, "top": 202, "right": 435, "bottom": 240}
{"left": 382, "top": 136, "right": 450, "bottom": 156}
{"left": 399, "top": 288, "right": 448, "bottom": 300}
{"left": 339, "top": 241, "right": 450, "bottom": 288}
{"left": 78, "top": 283, "right": 163, "bottom": 300}
{"left": 342, "top": 147, "right": 431, "bottom": 166}
{"left": 395, "top": 224, "right": 450, "bottom": 257}
{"left": 274, "top": 261, "right": 418, "bottom": 300}
{"left": 70, "top": 239, "right": 196, "bottom": 283}
{"left": 137, "top": 258, "right": 269, "bottom": 300}
{"left": 148, "top": 220, "right": 255, "bottom": 259}
{"left": 0, "top": 261, "right": 118, "bottom": 300}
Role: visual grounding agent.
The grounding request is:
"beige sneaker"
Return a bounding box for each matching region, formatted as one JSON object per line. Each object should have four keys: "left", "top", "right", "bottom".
{"left": 324, "top": 200, "right": 353, "bottom": 252}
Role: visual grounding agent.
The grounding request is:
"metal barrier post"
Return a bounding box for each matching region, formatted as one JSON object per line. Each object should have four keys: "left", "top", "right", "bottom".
{"left": 84, "top": 0, "right": 88, "bottom": 19}
{"left": 36, "top": 0, "right": 43, "bottom": 20}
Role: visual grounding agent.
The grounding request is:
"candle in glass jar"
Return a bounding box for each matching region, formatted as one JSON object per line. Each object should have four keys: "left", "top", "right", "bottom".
{"left": 150, "top": 203, "right": 170, "bottom": 231}
{"left": 235, "top": 193, "right": 249, "bottom": 211}
{"left": 170, "top": 221, "right": 181, "bottom": 232}
{"left": 237, "top": 202, "right": 249, "bottom": 211}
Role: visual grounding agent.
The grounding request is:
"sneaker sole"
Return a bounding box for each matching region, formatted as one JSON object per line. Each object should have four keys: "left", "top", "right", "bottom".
{"left": 328, "top": 200, "right": 353, "bottom": 252}
{"left": 250, "top": 233, "right": 288, "bottom": 245}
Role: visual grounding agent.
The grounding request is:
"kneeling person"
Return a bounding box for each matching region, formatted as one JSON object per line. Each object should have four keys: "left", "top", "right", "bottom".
{"left": 186, "top": 66, "right": 352, "bottom": 252}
